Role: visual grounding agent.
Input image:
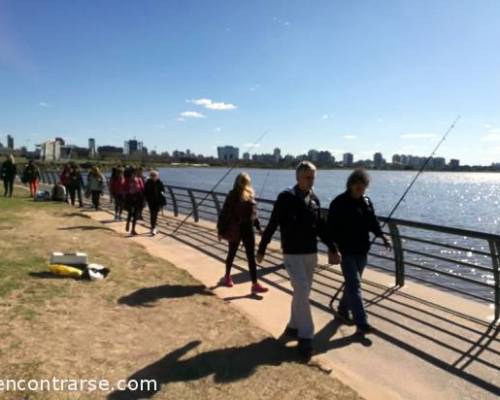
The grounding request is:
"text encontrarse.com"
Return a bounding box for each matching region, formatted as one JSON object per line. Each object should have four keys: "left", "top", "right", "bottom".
{"left": 0, "top": 378, "right": 158, "bottom": 393}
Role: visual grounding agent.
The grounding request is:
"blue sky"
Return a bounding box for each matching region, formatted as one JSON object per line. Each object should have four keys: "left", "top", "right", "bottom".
{"left": 0, "top": 0, "right": 499, "bottom": 165}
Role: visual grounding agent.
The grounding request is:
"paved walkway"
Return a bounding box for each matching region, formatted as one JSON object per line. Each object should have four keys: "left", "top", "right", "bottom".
{"left": 71, "top": 199, "right": 500, "bottom": 400}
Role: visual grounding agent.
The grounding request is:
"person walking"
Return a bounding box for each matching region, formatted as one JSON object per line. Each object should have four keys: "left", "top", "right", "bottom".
{"left": 86, "top": 166, "right": 105, "bottom": 210}
{"left": 60, "top": 163, "right": 71, "bottom": 203}
{"left": 1, "top": 155, "right": 17, "bottom": 197}
{"left": 144, "top": 170, "right": 166, "bottom": 235}
{"left": 109, "top": 167, "right": 126, "bottom": 220}
{"left": 124, "top": 167, "right": 144, "bottom": 235}
{"left": 327, "top": 168, "right": 391, "bottom": 335}
{"left": 217, "top": 173, "right": 268, "bottom": 295}
{"left": 67, "top": 163, "right": 84, "bottom": 207}
{"left": 257, "top": 161, "right": 340, "bottom": 360}
{"left": 23, "top": 160, "right": 41, "bottom": 198}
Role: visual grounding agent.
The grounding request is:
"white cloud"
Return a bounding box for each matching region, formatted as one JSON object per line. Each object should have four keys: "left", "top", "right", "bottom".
{"left": 187, "top": 98, "right": 237, "bottom": 111}
{"left": 484, "top": 124, "right": 493, "bottom": 129}
{"left": 180, "top": 111, "right": 205, "bottom": 119}
{"left": 400, "top": 133, "right": 437, "bottom": 139}
{"left": 249, "top": 84, "right": 261, "bottom": 92}
{"left": 38, "top": 101, "right": 53, "bottom": 108}
{"left": 342, "top": 135, "right": 357, "bottom": 140}
{"left": 243, "top": 143, "right": 261, "bottom": 148}
{"left": 377, "top": 117, "right": 384, "bottom": 123}
{"left": 321, "top": 114, "right": 329, "bottom": 120}
{"left": 214, "top": 127, "right": 222, "bottom": 132}
{"left": 481, "top": 130, "right": 500, "bottom": 142}
{"left": 273, "top": 17, "right": 291, "bottom": 27}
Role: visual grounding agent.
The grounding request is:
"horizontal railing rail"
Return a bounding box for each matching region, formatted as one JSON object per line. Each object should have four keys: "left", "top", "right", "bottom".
{"left": 38, "top": 173, "right": 500, "bottom": 320}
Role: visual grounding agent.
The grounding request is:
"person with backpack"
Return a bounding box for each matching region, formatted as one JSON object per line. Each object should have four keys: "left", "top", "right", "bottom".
{"left": 144, "top": 170, "right": 166, "bottom": 235}
{"left": 86, "top": 166, "right": 105, "bottom": 210}
{"left": 1, "top": 154, "right": 17, "bottom": 197}
{"left": 22, "top": 160, "right": 41, "bottom": 198}
{"left": 124, "top": 167, "right": 144, "bottom": 235}
{"left": 67, "top": 163, "right": 84, "bottom": 207}
{"left": 327, "top": 168, "right": 391, "bottom": 335}
{"left": 218, "top": 173, "right": 268, "bottom": 295}
{"left": 109, "top": 166, "right": 126, "bottom": 220}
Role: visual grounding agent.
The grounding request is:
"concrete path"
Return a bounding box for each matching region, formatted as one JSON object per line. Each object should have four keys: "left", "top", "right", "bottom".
{"left": 68, "top": 203, "right": 499, "bottom": 400}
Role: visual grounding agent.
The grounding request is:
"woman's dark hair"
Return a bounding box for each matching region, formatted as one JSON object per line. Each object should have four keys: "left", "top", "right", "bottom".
{"left": 346, "top": 168, "right": 370, "bottom": 190}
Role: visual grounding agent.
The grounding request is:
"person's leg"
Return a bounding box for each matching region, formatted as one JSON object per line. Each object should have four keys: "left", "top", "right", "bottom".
{"left": 69, "top": 187, "right": 76, "bottom": 205}
{"left": 284, "top": 254, "right": 315, "bottom": 340}
{"left": 29, "top": 181, "right": 35, "bottom": 197}
{"left": 225, "top": 239, "right": 240, "bottom": 278}
{"left": 34, "top": 179, "right": 39, "bottom": 197}
{"left": 241, "top": 228, "right": 258, "bottom": 284}
{"left": 77, "top": 187, "right": 83, "bottom": 207}
{"left": 126, "top": 206, "right": 132, "bottom": 232}
{"left": 340, "top": 254, "right": 367, "bottom": 327}
{"left": 8, "top": 178, "right": 14, "bottom": 196}
{"left": 131, "top": 204, "right": 139, "bottom": 234}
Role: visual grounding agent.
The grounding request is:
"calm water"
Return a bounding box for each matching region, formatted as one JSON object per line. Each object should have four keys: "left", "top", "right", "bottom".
{"left": 158, "top": 167, "right": 500, "bottom": 304}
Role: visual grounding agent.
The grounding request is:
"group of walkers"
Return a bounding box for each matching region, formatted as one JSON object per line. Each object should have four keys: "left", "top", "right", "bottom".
{"left": 1, "top": 155, "right": 41, "bottom": 198}
{"left": 108, "top": 166, "right": 166, "bottom": 236}
{"left": 217, "top": 161, "right": 391, "bottom": 360}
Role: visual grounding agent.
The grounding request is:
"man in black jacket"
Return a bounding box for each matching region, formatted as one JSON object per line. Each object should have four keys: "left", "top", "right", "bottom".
{"left": 328, "top": 168, "right": 391, "bottom": 335}
{"left": 257, "top": 161, "right": 340, "bottom": 360}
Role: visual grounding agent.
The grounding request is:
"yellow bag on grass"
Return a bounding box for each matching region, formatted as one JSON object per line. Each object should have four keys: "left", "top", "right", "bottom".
{"left": 48, "top": 264, "right": 83, "bottom": 278}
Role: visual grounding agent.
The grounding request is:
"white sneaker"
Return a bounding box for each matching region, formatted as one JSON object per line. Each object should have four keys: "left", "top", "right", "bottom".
{"left": 151, "top": 229, "right": 157, "bottom": 236}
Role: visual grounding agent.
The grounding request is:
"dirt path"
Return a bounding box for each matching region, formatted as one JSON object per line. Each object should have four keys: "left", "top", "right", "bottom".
{"left": 0, "top": 189, "right": 361, "bottom": 400}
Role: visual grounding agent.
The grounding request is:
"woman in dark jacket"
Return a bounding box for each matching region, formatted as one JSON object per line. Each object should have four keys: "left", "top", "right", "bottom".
{"left": 327, "top": 168, "right": 391, "bottom": 335}
{"left": 144, "top": 170, "right": 166, "bottom": 236}
{"left": 23, "top": 159, "right": 40, "bottom": 198}
{"left": 217, "top": 172, "right": 268, "bottom": 294}
{"left": 67, "top": 163, "right": 84, "bottom": 207}
{"left": 1, "top": 154, "right": 17, "bottom": 197}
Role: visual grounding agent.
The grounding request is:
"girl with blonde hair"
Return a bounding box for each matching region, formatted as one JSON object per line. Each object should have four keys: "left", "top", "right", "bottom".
{"left": 217, "top": 172, "right": 268, "bottom": 294}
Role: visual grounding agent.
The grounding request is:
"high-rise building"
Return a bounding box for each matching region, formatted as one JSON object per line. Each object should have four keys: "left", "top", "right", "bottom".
{"left": 7, "top": 134, "right": 14, "bottom": 150}
{"left": 449, "top": 159, "right": 460, "bottom": 169}
{"left": 273, "top": 148, "right": 281, "bottom": 163}
{"left": 373, "top": 152, "right": 384, "bottom": 168}
{"left": 88, "top": 138, "right": 96, "bottom": 158}
{"left": 343, "top": 153, "right": 354, "bottom": 167}
{"left": 40, "top": 138, "right": 64, "bottom": 161}
{"left": 243, "top": 152, "right": 250, "bottom": 161}
{"left": 392, "top": 154, "right": 401, "bottom": 164}
{"left": 124, "top": 139, "right": 143, "bottom": 155}
{"left": 307, "top": 149, "right": 319, "bottom": 163}
{"left": 217, "top": 146, "right": 239, "bottom": 161}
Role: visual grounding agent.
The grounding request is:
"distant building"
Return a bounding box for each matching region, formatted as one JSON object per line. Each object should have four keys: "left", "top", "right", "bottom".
{"left": 60, "top": 145, "right": 90, "bottom": 160}
{"left": 7, "top": 134, "right": 14, "bottom": 150}
{"left": 124, "top": 139, "right": 143, "bottom": 155}
{"left": 392, "top": 154, "right": 401, "bottom": 164}
{"left": 88, "top": 138, "right": 96, "bottom": 158}
{"left": 217, "top": 146, "right": 239, "bottom": 161}
{"left": 40, "top": 138, "right": 65, "bottom": 161}
{"left": 343, "top": 153, "right": 354, "bottom": 167}
{"left": 449, "top": 159, "right": 460, "bottom": 169}
{"left": 307, "top": 149, "right": 319, "bottom": 163}
{"left": 273, "top": 148, "right": 281, "bottom": 163}
{"left": 373, "top": 152, "right": 384, "bottom": 168}
{"left": 317, "top": 151, "right": 334, "bottom": 165}
{"left": 432, "top": 157, "right": 446, "bottom": 169}
{"left": 97, "top": 145, "right": 124, "bottom": 158}
{"left": 243, "top": 152, "right": 250, "bottom": 161}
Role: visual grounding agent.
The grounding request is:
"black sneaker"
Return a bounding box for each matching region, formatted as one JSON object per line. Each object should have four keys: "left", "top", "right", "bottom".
{"left": 297, "top": 338, "right": 313, "bottom": 361}
{"left": 283, "top": 326, "right": 299, "bottom": 339}
{"left": 356, "top": 323, "right": 373, "bottom": 335}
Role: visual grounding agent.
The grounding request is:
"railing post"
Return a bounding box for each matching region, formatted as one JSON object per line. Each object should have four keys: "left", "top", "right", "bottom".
{"left": 187, "top": 189, "right": 199, "bottom": 222}
{"left": 389, "top": 222, "right": 405, "bottom": 287}
{"left": 166, "top": 186, "right": 178, "bottom": 217}
{"left": 211, "top": 192, "right": 221, "bottom": 216}
{"left": 489, "top": 239, "right": 500, "bottom": 322}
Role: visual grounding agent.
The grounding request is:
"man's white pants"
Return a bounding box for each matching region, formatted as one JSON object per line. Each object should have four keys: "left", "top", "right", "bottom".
{"left": 283, "top": 253, "right": 318, "bottom": 339}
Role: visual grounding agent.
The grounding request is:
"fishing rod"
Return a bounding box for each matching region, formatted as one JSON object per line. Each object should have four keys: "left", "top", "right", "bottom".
{"left": 167, "top": 129, "right": 269, "bottom": 237}
{"left": 328, "top": 115, "right": 461, "bottom": 310}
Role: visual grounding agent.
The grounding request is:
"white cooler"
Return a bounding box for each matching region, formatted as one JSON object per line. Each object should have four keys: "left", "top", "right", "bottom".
{"left": 50, "top": 252, "right": 88, "bottom": 266}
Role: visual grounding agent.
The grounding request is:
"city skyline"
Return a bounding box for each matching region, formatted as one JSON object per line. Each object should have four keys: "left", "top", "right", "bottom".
{"left": 1, "top": 1, "right": 500, "bottom": 165}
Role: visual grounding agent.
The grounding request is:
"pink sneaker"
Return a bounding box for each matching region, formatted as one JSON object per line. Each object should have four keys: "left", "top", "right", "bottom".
{"left": 224, "top": 275, "right": 234, "bottom": 288}
{"left": 251, "top": 282, "right": 268, "bottom": 294}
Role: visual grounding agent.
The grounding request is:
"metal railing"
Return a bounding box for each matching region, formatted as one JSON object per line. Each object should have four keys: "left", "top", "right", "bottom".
{"left": 39, "top": 172, "right": 500, "bottom": 320}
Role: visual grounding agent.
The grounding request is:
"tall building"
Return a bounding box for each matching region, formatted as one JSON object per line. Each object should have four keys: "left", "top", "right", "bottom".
{"left": 40, "top": 138, "right": 64, "bottom": 161}
{"left": 243, "top": 152, "right": 250, "bottom": 161}
{"left": 373, "top": 152, "right": 384, "bottom": 168}
{"left": 273, "top": 148, "right": 281, "bottom": 163}
{"left": 392, "top": 154, "right": 401, "bottom": 164}
{"left": 217, "top": 146, "right": 239, "bottom": 161}
{"left": 449, "top": 159, "right": 460, "bottom": 169}
{"left": 7, "top": 134, "right": 14, "bottom": 150}
{"left": 124, "top": 139, "right": 143, "bottom": 155}
{"left": 307, "top": 149, "right": 319, "bottom": 163}
{"left": 343, "top": 153, "right": 354, "bottom": 167}
{"left": 88, "top": 138, "right": 96, "bottom": 158}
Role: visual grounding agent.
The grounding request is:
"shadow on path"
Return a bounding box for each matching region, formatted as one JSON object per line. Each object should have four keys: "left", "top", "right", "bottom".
{"left": 118, "top": 284, "right": 213, "bottom": 307}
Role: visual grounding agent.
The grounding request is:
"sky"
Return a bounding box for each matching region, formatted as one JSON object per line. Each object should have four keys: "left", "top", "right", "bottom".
{"left": 0, "top": 0, "right": 499, "bottom": 165}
